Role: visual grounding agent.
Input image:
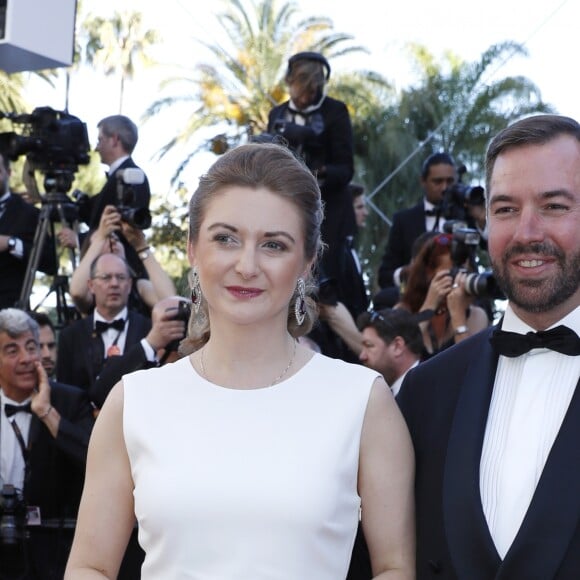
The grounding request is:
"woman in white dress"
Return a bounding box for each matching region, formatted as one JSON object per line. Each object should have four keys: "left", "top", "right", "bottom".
{"left": 65, "top": 142, "right": 415, "bottom": 579}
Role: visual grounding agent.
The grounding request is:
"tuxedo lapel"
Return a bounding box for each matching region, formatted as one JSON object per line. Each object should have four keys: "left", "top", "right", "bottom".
{"left": 443, "top": 328, "right": 502, "bottom": 579}
{"left": 498, "top": 376, "right": 580, "bottom": 580}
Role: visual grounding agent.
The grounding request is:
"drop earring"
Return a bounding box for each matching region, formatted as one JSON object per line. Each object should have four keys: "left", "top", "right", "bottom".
{"left": 294, "top": 278, "right": 306, "bottom": 326}
{"left": 191, "top": 268, "right": 202, "bottom": 315}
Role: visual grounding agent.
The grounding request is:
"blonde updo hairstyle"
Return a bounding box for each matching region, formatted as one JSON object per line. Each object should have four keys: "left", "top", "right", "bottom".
{"left": 181, "top": 142, "right": 324, "bottom": 353}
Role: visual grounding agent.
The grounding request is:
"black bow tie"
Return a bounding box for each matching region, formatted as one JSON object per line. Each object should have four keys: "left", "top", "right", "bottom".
{"left": 425, "top": 208, "right": 439, "bottom": 217}
{"left": 95, "top": 318, "right": 126, "bottom": 334}
{"left": 490, "top": 325, "right": 580, "bottom": 357}
{"left": 5, "top": 402, "right": 32, "bottom": 417}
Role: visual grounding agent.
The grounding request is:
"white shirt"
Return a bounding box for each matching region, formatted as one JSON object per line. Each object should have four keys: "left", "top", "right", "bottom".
{"left": 0, "top": 391, "right": 32, "bottom": 491}
{"left": 480, "top": 305, "right": 580, "bottom": 558}
{"left": 391, "top": 360, "right": 420, "bottom": 397}
{"left": 108, "top": 155, "right": 130, "bottom": 175}
{"left": 393, "top": 200, "right": 446, "bottom": 288}
{"left": 94, "top": 307, "right": 129, "bottom": 357}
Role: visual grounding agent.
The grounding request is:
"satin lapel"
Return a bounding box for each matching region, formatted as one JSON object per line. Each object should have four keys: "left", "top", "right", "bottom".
{"left": 443, "top": 328, "right": 502, "bottom": 579}
{"left": 498, "top": 376, "right": 580, "bottom": 580}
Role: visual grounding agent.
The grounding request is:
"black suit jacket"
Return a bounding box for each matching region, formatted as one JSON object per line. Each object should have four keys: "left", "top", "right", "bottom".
{"left": 0, "top": 193, "right": 57, "bottom": 309}
{"left": 80, "top": 157, "right": 151, "bottom": 231}
{"left": 90, "top": 341, "right": 157, "bottom": 408}
{"left": 0, "top": 381, "right": 94, "bottom": 579}
{"left": 268, "top": 97, "right": 355, "bottom": 283}
{"left": 377, "top": 201, "right": 426, "bottom": 289}
{"left": 56, "top": 310, "right": 151, "bottom": 394}
{"left": 397, "top": 327, "right": 580, "bottom": 579}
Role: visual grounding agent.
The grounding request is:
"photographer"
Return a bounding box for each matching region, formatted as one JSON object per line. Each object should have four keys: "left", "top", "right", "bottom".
{"left": 394, "top": 232, "right": 489, "bottom": 359}
{"left": 62, "top": 115, "right": 152, "bottom": 282}
{"left": 80, "top": 115, "right": 150, "bottom": 230}
{"left": 0, "top": 308, "right": 94, "bottom": 579}
{"left": 68, "top": 205, "right": 176, "bottom": 318}
{"left": 377, "top": 152, "right": 457, "bottom": 299}
{"left": 267, "top": 52, "right": 355, "bottom": 300}
{"left": 0, "top": 153, "right": 57, "bottom": 310}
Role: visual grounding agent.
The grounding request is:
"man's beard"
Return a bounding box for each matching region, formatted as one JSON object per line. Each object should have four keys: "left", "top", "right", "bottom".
{"left": 491, "top": 242, "right": 580, "bottom": 313}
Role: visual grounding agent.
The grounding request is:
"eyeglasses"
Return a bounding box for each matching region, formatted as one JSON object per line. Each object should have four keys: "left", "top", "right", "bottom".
{"left": 92, "top": 273, "right": 131, "bottom": 283}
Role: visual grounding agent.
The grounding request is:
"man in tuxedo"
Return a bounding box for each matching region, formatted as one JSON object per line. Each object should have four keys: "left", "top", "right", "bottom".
{"left": 72, "top": 114, "right": 151, "bottom": 281}
{"left": 56, "top": 252, "right": 151, "bottom": 394}
{"left": 377, "top": 152, "right": 457, "bottom": 299}
{"left": 80, "top": 115, "right": 150, "bottom": 231}
{"left": 0, "top": 308, "right": 94, "bottom": 579}
{"left": 0, "top": 153, "right": 56, "bottom": 310}
{"left": 397, "top": 114, "right": 580, "bottom": 579}
{"left": 90, "top": 295, "right": 188, "bottom": 409}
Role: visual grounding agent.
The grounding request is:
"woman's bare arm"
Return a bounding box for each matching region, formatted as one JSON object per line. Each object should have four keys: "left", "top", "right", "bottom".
{"left": 65, "top": 382, "right": 137, "bottom": 579}
{"left": 359, "top": 378, "right": 416, "bottom": 579}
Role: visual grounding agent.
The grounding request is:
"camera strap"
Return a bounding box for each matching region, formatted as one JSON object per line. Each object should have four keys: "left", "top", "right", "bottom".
{"left": 8, "top": 418, "right": 30, "bottom": 488}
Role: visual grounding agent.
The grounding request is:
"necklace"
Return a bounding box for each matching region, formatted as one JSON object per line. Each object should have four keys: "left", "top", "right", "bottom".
{"left": 199, "top": 339, "right": 297, "bottom": 387}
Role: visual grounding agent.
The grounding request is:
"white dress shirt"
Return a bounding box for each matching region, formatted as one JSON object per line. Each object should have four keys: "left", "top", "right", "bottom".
{"left": 94, "top": 307, "right": 129, "bottom": 356}
{"left": 0, "top": 391, "right": 32, "bottom": 490}
{"left": 480, "top": 305, "right": 580, "bottom": 558}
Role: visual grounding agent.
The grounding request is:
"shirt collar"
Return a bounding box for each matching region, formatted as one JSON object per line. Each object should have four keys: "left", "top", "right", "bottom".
{"left": 502, "top": 304, "right": 580, "bottom": 336}
{"left": 108, "top": 155, "right": 130, "bottom": 175}
{"left": 94, "top": 306, "right": 128, "bottom": 326}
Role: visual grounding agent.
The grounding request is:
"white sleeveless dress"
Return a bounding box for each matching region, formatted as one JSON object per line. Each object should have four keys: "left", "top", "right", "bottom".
{"left": 123, "top": 353, "right": 379, "bottom": 579}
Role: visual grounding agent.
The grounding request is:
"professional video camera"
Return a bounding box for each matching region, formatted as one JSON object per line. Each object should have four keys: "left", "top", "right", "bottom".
{"left": 0, "top": 484, "right": 28, "bottom": 547}
{"left": 0, "top": 106, "right": 90, "bottom": 174}
{"left": 443, "top": 221, "right": 504, "bottom": 300}
{"left": 115, "top": 168, "right": 152, "bottom": 230}
{"left": 440, "top": 164, "right": 485, "bottom": 222}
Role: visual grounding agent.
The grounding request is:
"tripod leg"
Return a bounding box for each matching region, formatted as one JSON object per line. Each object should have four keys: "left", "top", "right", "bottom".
{"left": 16, "top": 206, "right": 53, "bottom": 310}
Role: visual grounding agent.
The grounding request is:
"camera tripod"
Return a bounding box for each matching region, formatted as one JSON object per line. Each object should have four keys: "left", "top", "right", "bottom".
{"left": 16, "top": 171, "right": 81, "bottom": 328}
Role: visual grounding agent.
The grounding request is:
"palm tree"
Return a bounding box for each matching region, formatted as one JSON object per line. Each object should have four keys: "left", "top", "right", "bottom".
{"left": 81, "top": 10, "right": 159, "bottom": 113}
{"left": 143, "top": 0, "right": 366, "bottom": 185}
{"left": 343, "top": 42, "right": 553, "bottom": 291}
{"left": 398, "top": 41, "right": 554, "bottom": 180}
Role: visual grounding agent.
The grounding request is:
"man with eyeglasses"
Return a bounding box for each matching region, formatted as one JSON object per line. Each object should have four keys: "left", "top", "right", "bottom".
{"left": 56, "top": 253, "right": 151, "bottom": 394}
{"left": 0, "top": 307, "right": 94, "bottom": 579}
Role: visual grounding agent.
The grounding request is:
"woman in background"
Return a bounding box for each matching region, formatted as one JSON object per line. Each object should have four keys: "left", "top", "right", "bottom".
{"left": 395, "top": 232, "right": 489, "bottom": 358}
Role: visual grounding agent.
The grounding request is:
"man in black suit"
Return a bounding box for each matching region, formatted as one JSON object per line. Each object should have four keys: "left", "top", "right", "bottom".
{"left": 71, "top": 114, "right": 151, "bottom": 281}
{"left": 81, "top": 115, "right": 150, "bottom": 231}
{"left": 57, "top": 252, "right": 151, "bottom": 394}
{"left": 0, "top": 307, "right": 94, "bottom": 579}
{"left": 90, "top": 295, "right": 188, "bottom": 409}
{"left": 398, "top": 114, "right": 580, "bottom": 579}
{"left": 376, "top": 152, "right": 457, "bottom": 301}
{"left": 268, "top": 52, "right": 355, "bottom": 298}
{"left": 0, "top": 153, "right": 56, "bottom": 310}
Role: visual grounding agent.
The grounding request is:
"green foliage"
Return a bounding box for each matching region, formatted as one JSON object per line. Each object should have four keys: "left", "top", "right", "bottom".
{"left": 142, "top": 0, "right": 366, "bottom": 185}
{"left": 80, "top": 10, "right": 160, "bottom": 113}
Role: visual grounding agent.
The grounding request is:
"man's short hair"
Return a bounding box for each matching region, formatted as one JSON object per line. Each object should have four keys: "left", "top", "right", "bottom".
{"left": 0, "top": 308, "right": 39, "bottom": 341}
{"left": 97, "top": 115, "right": 139, "bottom": 154}
{"left": 28, "top": 310, "right": 55, "bottom": 333}
{"left": 485, "top": 114, "right": 580, "bottom": 195}
{"left": 421, "top": 152, "right": 455, "bottom": 179}
{"left": 347, "top": 182, "right": 365, "bottom": 200}
{"left": 356, "top": 308, "right": 424, "bottom": 356}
